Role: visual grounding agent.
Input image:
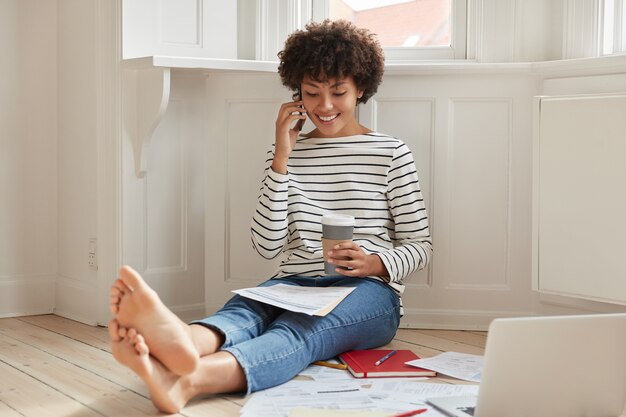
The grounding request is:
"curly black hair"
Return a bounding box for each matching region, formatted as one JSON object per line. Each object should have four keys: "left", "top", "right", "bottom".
{"left": 277, "top": 19, "right": 385, "bottom": 104}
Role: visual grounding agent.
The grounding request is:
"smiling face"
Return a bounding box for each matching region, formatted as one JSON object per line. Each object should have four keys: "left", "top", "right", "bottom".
{"left": 301, "top": 75, "right": 366, "bottom": 138}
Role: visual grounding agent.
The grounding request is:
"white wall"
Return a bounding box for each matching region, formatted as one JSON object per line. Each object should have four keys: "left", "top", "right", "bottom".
{"left": 0, "top": 0, "right": 58, "bottom": 317}
{"left": 2, "top": 1, "right": 625, "bottom": 327}
{"left": 0, "top": 0, "right": 105, "bottom": 323}
{"left": 55, "top": 0, "right": 100, "bottom": 323}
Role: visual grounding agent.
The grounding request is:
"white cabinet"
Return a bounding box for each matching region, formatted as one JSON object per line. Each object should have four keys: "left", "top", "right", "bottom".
{"left": 533, "top": 93, "right": 626, "bottom": 306}
{"left": 122, "top": 0, "right": 237, "bottom": 60}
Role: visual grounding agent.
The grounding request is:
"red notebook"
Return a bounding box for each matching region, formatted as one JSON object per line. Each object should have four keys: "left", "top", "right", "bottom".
{"left": 339, "top": 349, "right": 436, "bottom": 378}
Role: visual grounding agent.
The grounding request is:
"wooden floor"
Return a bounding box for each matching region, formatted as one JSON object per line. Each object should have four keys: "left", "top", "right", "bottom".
{"left": 0, "top": 315, "right": 623, "bottom": 417}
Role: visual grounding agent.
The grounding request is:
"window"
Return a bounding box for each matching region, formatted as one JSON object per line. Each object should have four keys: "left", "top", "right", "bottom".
{"left": 317, "top": 0, "right": 466, "bottom": 60}
{"left": 254, "top": 0, "right": 467, "bottom": 61}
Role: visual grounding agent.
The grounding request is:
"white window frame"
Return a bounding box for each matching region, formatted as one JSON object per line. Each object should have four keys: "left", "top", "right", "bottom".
{"left": 600, "top": 0, "right": 626, "bottom": 54}
{"left": 256, "top": 0, "right": 468, "bottom": 61}
{"left": 256, "top": 0, "right": 312, "bottom": 61}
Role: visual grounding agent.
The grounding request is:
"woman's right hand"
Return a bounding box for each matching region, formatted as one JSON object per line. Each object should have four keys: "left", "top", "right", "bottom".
{"left": 272, "top": 100, "right": 306, "bottom": 174}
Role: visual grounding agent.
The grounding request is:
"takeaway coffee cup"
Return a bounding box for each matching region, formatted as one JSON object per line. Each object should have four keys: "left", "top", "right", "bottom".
{"left": 321, "top": 214, "right": 355, "bottom": 275}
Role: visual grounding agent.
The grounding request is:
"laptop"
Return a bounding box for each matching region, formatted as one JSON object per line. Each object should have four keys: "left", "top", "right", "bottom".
{"left": 427, "top": 313, "right": 626, "bottom": 417}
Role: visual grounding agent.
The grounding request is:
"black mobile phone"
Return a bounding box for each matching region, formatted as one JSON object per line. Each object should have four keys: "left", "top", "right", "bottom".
{"left": 293, "top": 88, "right": 305, "bottom": 131}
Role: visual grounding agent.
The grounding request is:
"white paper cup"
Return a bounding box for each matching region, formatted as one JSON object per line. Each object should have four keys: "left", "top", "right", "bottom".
{"left": 321, "top": 214, "right": 355, "bottom": 275}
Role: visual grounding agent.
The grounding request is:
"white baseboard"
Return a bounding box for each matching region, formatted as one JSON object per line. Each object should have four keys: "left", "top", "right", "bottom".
{"left": 52, "top": 310, "right": 100, "bottom": 327}
{"left": 170, "top": 303, "right": 207, "bottom": 323}
{"left": 0, "top": 275, "right": 56, "bottom": 318}
{"left": 400, "top": 308, "right": 535, "bottom": 330}
{"left": 204, "top": 302, "right": 533, "bottom": 331}
{"left": 54, "top": 275, "right": 99, "bottom": 326}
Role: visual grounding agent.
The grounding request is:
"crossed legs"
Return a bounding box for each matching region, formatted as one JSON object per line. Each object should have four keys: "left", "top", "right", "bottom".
{"left": 109, "top": 267, "right": 402, "bottom": 413}
{"left": 109, "top": 266, "right": 246, "bottom": 413}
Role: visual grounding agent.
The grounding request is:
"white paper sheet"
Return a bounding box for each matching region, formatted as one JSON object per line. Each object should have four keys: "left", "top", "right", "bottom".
{"left": 241, "top": 380, "right": 376, "bottom": 417}
{"left": 298, "top": 360, "right": 352, "bottom": 381}
{"left": 368, "top": 380, "right": 479, "bottom": 401}
{"left": 233, "top": 284, "right": 355, "bottom": 316}
{"left": 241, "top": 377, "right": 480, "bottom": 417}
{"left": 405, "top": 351, "right": 483, "bottom": 383}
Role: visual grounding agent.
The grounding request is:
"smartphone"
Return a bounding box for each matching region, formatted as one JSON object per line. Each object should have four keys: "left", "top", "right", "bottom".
{"left": 293, "top": 88, "right": 305, "bottom": 131}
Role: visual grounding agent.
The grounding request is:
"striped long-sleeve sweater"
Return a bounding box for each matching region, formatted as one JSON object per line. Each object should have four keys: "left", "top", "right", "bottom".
{"left": 250, "top": 132, "right": 432, "bottom": 296}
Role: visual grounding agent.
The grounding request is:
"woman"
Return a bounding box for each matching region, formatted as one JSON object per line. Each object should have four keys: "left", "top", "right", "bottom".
{"left": 108, "top": 19, "right": 431, "bottom": 413}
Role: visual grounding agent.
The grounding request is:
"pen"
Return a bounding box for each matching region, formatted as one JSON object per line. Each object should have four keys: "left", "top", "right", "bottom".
{"left": 313, "top": 360, "right": 348, "bottom": 370}
{"left": 374, "top": 349, "right": 397, "bottom": 366}
{"left": 391, "top": 409, "right": 428, "bottom": 417}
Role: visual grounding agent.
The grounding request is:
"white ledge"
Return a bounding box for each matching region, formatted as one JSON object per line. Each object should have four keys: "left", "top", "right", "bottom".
{"left": 383, "top": 60, "right": 532, "bottom": 74}
{"left": 125, "top": 54, "right": 626, "bottom": 78}
{"left": 152, "top": 56, "right": 279, "bottom": 72}
{"left": 149, "top": 56, "right": 534, "bottom": 74}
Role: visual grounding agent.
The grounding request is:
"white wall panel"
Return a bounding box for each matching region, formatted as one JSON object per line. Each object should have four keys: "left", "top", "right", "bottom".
{"left": 204, "top": 74, "right": 286, "bottom": 311}
{"left": 535, "top": 94, "right": 626, "bottom": 305}
{"left": 226, "top": 100, "right": 284, "bottom": 281}
{"left": 145, "top": 100, "right": 188, "bottom": 273}
{"left": 531, "top": 63, "right": 626, "bottom": 313}
{"left": 356, "top": 74, "right": 540, "bottom": 327}
{"left": 447, "top": 99, "right": 512, "bottom": 289}
{"left": 122, "top": 74, "right": 206, "bottom": 322}
{"left": 363, "top": 98, "right": 435, "bottom": 287}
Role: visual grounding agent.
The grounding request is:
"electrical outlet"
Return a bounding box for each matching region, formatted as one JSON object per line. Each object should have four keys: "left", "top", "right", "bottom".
{"left": 88, "top": 238, "right": 98, "bottom": 271}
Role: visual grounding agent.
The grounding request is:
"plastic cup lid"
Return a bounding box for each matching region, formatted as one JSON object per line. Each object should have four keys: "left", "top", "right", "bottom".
{"left": 321, "top": 214, "right": 355, "bottom": 226}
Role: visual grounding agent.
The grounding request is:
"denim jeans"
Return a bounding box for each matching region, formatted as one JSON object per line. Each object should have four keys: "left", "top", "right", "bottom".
{"left": 191, "top": 276, "right": 401, "bottom": 394}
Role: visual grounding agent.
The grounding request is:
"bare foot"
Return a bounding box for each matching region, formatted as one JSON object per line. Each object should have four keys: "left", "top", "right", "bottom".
{"left": 108, "top": 320, "right": 191, "bottom": 413}
{"left": 110, "top": 265, "right": 199, "bottom": 375}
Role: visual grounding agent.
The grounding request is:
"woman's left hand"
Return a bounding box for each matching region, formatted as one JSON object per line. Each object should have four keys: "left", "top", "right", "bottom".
{"left": 327, "top": 242, "right": 388, "bottom": 277}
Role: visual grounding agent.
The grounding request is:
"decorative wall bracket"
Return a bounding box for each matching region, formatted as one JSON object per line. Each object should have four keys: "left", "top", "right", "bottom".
{"left": 122, "top": 64, "right": 171, "bottom": 178}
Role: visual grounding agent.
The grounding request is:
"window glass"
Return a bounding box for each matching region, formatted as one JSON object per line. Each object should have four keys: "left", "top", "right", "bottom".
{"left": 327, "top": 0, "right": 451, "bottom": 48}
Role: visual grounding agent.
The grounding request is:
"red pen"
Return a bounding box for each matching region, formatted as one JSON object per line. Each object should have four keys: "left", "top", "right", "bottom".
{"left": 391, "top": 409, "right": 428, "bottom": 417}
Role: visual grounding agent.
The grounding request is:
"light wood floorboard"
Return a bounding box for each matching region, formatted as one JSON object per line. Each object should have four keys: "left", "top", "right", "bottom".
{"left": 0, "top": 315, "right": 624, "bottom": 416}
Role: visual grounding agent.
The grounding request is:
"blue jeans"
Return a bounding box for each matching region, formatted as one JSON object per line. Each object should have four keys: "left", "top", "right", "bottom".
{"left": 191, "top": 276, "right": 401, "bottom": 394}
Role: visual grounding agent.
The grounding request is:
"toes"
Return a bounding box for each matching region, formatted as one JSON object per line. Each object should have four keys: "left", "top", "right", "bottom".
{"left": 119, "top": 265, "right": 146, "bottom": 293}
{"left": 110, "top": 283, "right": 122, "bottom": 297}
{"left": 118, "top": 326, "right": 128, "bottom": 339}
{"left": 126, "top": 328, "right": 137, "bottom": 339}
{"left": 133, "top": 334, "right": 149, "bottom": 355}
{"left": 111, "top": 279, "right": 129, "bottom": 296}
{"left": 108, "top": 319, "right": 121, "bottom": 342}
{"left": 110, "top": 281, "right": 127, "bottom": 314}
